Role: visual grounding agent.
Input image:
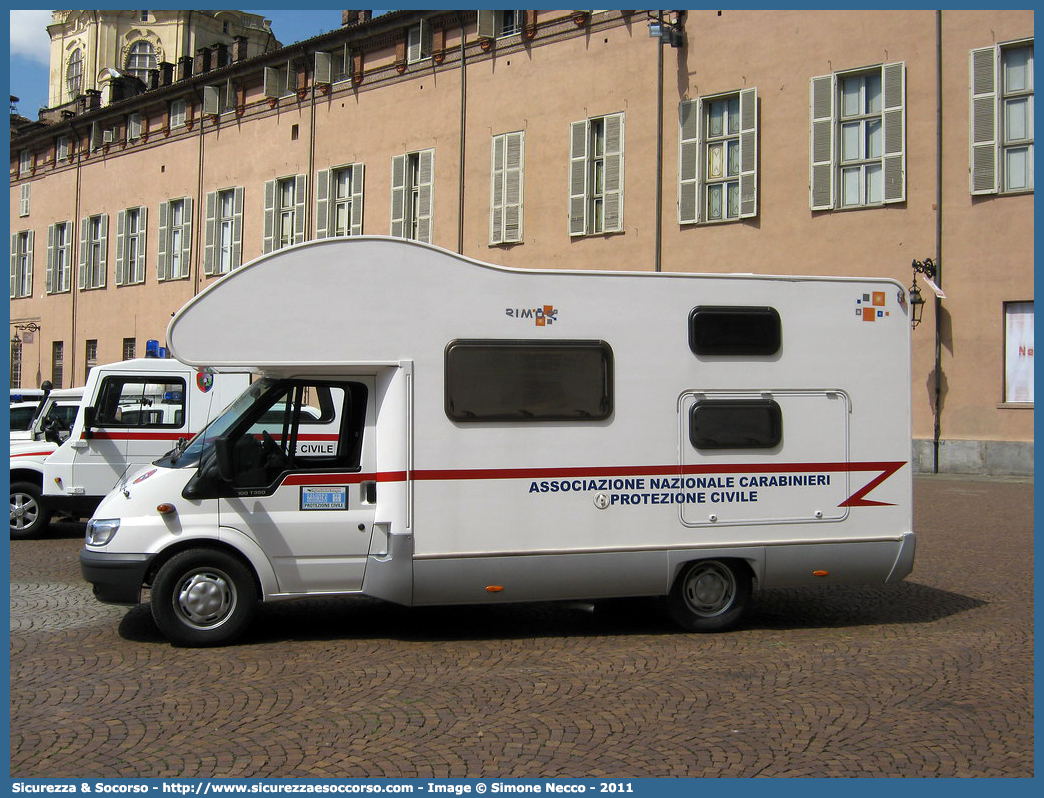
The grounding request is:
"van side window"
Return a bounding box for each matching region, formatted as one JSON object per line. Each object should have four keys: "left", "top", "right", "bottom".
{"left": 93, "top": 377, "right": 186, "bottom": 428}
{"left": 445, "top": 340, "right": 613, "bottom": 422}
{"left": 690, "top": 399, "right": 782, "bottom": 449}
{"left": 224, "top": 381, "right": 367, "bottom": 489}
{"left": 688, "top": 306, "right": 781, "bottom": 356}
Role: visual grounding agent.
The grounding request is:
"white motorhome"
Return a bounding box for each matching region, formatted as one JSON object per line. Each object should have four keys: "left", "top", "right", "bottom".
{"left": 11, "top": 359, "right": 249, "bottom": 539}
{"left": 80, "top": 237, "right": 915, "bottom": 646}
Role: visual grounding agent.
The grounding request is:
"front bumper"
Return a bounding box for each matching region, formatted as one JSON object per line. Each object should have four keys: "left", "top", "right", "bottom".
{"left": 79, "top": 548, "right": 154, "bottom": 605}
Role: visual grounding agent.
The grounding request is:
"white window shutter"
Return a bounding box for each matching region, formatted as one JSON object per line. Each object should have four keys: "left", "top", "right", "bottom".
{"left": 315, "top": 168, "right": 331, "bottom": 239}
{"left": 739, "top": 87, "right": 758, "bottom": 217}
{"left": 98, "top": 214, "right": 108, "bottom": 286}
{"left": 416, "top": 149, "right": 434, "bottom": 243}
{"left": 350, "top": 163, "right": 365, "bottom": 235}
{"left": 293, "top": 174, "right": 307, "bottom": 244}
{"left": 490, "top": 134, "right": 506, "bottom": 244}
{"left": 136, "top": 206, "right": 148, "bottom": 281}
{"left": 569, "top": 120, "right": 589, "bottom": 236}
{"left": 477, "top": 10, "right": 496, "bottom": 39}
{"left": 203, "top": 85, "right": 220, "bottom": 115}
{"left": 60, "top": 226, "right": 70, "bottom": 291}
{"left": 158, "top": 201, "right": 169, "bottom": 280}
{"left": 503, "top": 131, "right": 524, "bottom": 243}
{"left": 315, "top": 51, "right": 332, "bottom": 85}
{"left": 678, "top": 99, "right": 700, "bottom": 224}
{"left": 881, "top": 63, "right": 905, "bottom": 203}
{"left": 603, "top": 113, "right": 624, "bottom": 232}
{"left": 181, "top": 197, "right": 193, "bottom": 277}
{"left": 263, "top": 67, "right": 281, "bottom": 98}
{"left": 46, "top": 224, "right": 56, "bottom": 294}
{"left": 262, "top": 179, "right": 276, "bottom": 253}
{"left": 26, "top": 231, "right": 34, "bottom": 293}
{"left": 970, "top": 46, "right": 999, "bottom": 195}
{"left": 232, "top": 187, "right": 244, "bottom": 268}
{"left": 391, "top": 154, "right": 406, "bottom": 238}
{"left": 810, "top": 73, "right": 836, "bottom": 210}
{"left": 115, "top": 209, "right": 127, "bottom": 285}
{"left": 79, "top": 217, "right": 89, "bottom": 289}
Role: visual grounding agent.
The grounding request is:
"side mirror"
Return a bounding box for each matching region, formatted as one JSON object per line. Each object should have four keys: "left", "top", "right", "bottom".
{"left": 82, "top": 406, "right": 96, "bottom": 439}
{"left": 214, "top": 436, "right": 233, "bottom": 483}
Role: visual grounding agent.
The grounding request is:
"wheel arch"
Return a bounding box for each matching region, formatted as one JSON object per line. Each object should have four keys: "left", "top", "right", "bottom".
{"left": 144, "top": 537, "right": 271, "bottom": 599}
{"left": 10, "top": 467, "right": 45, "bottom": 486}
{"left": 667, "top": 548, "right": 764, "bottom": 592}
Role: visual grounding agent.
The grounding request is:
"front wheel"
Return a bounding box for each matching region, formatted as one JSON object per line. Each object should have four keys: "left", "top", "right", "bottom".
{"left": 667, "top": 559, "right": 752, "bottom": 632}
{"left": 10, "top": 481, "right": 51, "bottom": 539}
{"left": 151, "top": 549, "right": 258, "bottom": 646}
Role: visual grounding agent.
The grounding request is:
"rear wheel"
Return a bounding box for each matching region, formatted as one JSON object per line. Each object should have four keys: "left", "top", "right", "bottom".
{"left": 151, "top": 549, "right": 258, "bottom": 646}
{"left": 667, "top": 559, "right": 752, "bottom": 632}
{"left": 10, "top": 481, "right": 51, "bottom": 539}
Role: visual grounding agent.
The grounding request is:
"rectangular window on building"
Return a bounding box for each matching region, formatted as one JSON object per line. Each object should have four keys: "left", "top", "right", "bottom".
{"left": 205, "top": 187, "right": 244, "bottom": 274}
{"left": 46, "top": 221, "right": 73, "bottom": 294}
{"left": 19, "top": 183, "right": 30, "bottom": 217}
{"left": 810, "top": 62, "right": 905, "bottom": 210}
{"left": 159, "top": 197, "right": 193, "bottom": 280}
{"left": 569, "top": 113, "right": 624, "bottom": 236}
{"left": 679, "top": 89, "right": 758, "bottom": 224}
{"left": 51, "top": 341, "right": 64, "bottom": 389}
{"left": 85, "top": 339, "right": 98, "bottom": 383}
{"left": 263, "top": 63, "right": 294, "bottom": 98}
{"left": 10, "top": 230, "right": 34, "bottom": 299}
{"left": 477, "top": 10, "right": 524, "bottom": 38}
{"left": 79, "top": 213, "right": 108, "bottom": 290}
{"left": 316, "top": 164, "right": 365, "bottom": 238}
{"left": 56, "top": 135, "right": 70, "bottom": 161}
{"left": 490, "top": 131, "right": 524, "bottom": 244}
{"left": 10, "top": 340, "right": 22, "bottom": 389}
{"left": 390, "top": 150, "right": 434, "bottom": 243}
{"left": 19, "top": 149, "right": 32, "bottom": 174}
{"left": 263, "top": 176, "right": 306, "bottom": 252}
{"left": 169, "top": 98, "right": 187, "bottom": 129}
{"left": 971, "top": 41, "right": 1034, "bottom": 194}
{"left": 407, "top": 21, "right": 432, "bottom": 63}
{"left": 445, "top": 340, "right": 614, "bottom": 422}
{"left": 127, "top": 112, "right": 143, "bottom": 140}
{"left": 116, "top": 206, "right": 148, "bottom": 285}
{"left": 123, "top": 338, "right": 136, "bottom": 361}
{"left": 1004, "top": 301, "right": 1034, "bottom": 403}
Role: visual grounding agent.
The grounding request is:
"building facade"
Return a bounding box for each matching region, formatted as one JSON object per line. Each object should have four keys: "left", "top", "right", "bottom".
{"left": 9, "top": 9, "right": 1034, "bottom": 474}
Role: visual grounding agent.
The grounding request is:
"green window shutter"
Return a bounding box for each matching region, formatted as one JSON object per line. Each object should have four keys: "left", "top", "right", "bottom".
{"left": 115, "top": 209, "right": 127, "bottom": 285}
{"left": 203, "top": 192, "right": 217, "bottom": 275}
{"left": 315, "top": 51, "right": 332, "bottom": 85}
{"left": 263, "top": 67, "right": 281, "bottom": 98}
{"left": 477, "top": 10, "right": 496, "bottom": 39}
{"left": 390, "top": 154, "right": 406, "bottom": 238}
{"left": 416, "top": 149, "right": 434, "bottom": 244}
{"left": 158, "top": 201, "right": 170, "bottom": 280}
{"left": 79, "top": 217, "right": 89, "bottom": 289}
{"left": 350, "top": 163, "right": 365, "bottom": 236}
{"left": 503, "top": 131, "right": 524, "bottom": 243}
{"left": 315, "top": 168, "right": 331, "bottom": 239}
{"left": 46, "top": 224, "right": 56, "bottom": 294}
{"left": 293, "top": 174, "right": 307, "bottom": 245}
{"left": 810, "top": 74, "right": 836, "bottom": 210}
{"left": 181, "top": 196, "right": 193, "bottom": 276}
{"left": 262, "top": 179, "right": 276, "bottom": 253}
{"left": 232, "top": 187, "right": 244, "bottom": 268}
{"left": 569, "top": 120, "right": 589, "bottom": 236}
{"left": 882, "top": 63, "right": 905, "bottom": 204}
{"left": 739, "top": 87, "right": 759, "bottom": 218}
{"left": 602, "top": 113, "right": 624, "bottom": 232}
{"left": 678, "top": 99, "right": 700, "bottom": 224}
{"left": 970, "top": 46, "right": 999, "bottom": 195}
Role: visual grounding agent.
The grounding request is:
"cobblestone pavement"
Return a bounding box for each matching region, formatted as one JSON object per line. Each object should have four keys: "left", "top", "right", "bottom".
{"left": 9, "top": 476, "right": 1033, "bottom": 778}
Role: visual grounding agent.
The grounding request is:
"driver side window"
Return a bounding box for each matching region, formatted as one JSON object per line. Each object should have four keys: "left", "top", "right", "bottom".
{"left": 225, "top": 381, "right": 367, "bottom": 490}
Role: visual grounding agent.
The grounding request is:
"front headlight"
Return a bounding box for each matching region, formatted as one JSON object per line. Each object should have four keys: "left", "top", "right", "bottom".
{"left": 86, "top": 518, "right": 120, "bottom": 546}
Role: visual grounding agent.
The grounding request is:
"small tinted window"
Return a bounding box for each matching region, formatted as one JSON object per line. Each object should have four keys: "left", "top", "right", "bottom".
{"left": 446, "top": 340, "right": 613, "bottom": 422}
{"left": 690, "top": 399, "right": 782, "bottom": 449}
{"left": 688, "top": 306, "right": 781, "bottom": 356}
{"left": 93, "top": 377, "right": 186, "bottom": 428}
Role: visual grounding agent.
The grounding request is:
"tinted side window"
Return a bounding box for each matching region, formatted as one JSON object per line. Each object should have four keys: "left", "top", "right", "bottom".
{"left": 445, "top": 340, "right": 613, "bottom": 422}
{"left": 688, "top": 306, "right": 781, "bottom": 356}
{"left": 690, "top": 399, "right": 782, "bottom": 449}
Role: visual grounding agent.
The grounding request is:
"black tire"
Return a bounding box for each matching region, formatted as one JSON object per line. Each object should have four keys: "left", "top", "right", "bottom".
{"left": 667, "top": 559, "right": 752, "bottom": 632}
{"left": 151, "top": 549, "right": 258, "bottom": 646}
{"left": 10, "top": 481, "right": 51, "bottom": 539}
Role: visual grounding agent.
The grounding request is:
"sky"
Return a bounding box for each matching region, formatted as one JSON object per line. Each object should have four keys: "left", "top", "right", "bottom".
{"left": 8, "top": 8, "right": 395, "bottom": 117}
